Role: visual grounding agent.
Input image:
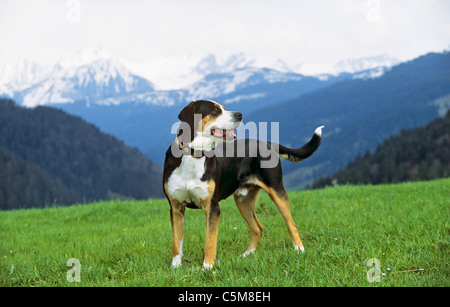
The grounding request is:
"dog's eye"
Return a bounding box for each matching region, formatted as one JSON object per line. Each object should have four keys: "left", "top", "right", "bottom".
{"left": 213, "top": 107, "right": 221, "bottom": 114}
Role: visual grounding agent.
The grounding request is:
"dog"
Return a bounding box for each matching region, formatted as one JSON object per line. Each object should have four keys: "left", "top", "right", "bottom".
{"left": 163, "top": 100, "right": 323, "bottom": 269}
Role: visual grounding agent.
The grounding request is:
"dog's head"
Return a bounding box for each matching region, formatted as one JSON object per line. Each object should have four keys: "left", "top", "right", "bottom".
{"left": 177, "top": 100, "right": 242, "bottom": 150}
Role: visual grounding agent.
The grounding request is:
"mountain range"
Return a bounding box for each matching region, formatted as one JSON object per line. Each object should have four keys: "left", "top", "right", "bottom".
{"left": 0, "top": 46, "right": 399, "bottom": 106}
{"left": 0, "top": 47, "right": 401, "bottom": 161}
{"left": 1, "top": 47, "right": 446, "bottom": 190}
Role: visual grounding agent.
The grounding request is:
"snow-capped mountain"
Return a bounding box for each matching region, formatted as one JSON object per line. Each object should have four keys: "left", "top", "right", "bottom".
{"left": 0, "top": 58, "right": 48, "bottom": 96}
{"left": 2, "top": 48, "right": 311, "bottom": 107}
{"left": 123, "top": 53, "right": 293, "bottom": 90}
{"left": 186, "top": 66, "right": 301, "bottom": 101}
{"left": 123, "top": 54, "right": 202, "bottom": 90}
{"left": 96, "top": 65, "right": 306, "bottom": 107}
{"left": 294, "top": 54, "right": 400, "bottom": 77}
{"left": 191, "top": 53, "right": 292, "bottom": 76}
{"left": 333, "top": 54, "right": 400, "bottom": 75}
{"left": 56, "top": 45, "right": 116, "bottom": 68}
{"left": 16, "top": 47, "right": 154, "bottom": 107}
{"left": 0, "top": 46, "right": 401, "bottom": 108}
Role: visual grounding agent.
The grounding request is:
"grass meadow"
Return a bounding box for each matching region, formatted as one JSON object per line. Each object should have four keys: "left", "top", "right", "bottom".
{"left": 0, "top": 179, "right": 448, "bottom": 287}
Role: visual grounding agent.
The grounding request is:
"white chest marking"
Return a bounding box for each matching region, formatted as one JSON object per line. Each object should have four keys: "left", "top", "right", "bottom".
{"left": 167, "top": 156, "right": 210, "bottom": 206}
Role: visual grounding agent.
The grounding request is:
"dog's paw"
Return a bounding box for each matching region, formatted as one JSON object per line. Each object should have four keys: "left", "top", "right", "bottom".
{"left": 172, "top": 255, "right": 182, "bottom": 269}
{"left": 240, "top": 248, "right": 256, "bottom": 258}
{"left": 202, "top": 262, "right": 214, "bottom": 270}
{"left": 294, "top": 245, "right": 305, "bottom": 253}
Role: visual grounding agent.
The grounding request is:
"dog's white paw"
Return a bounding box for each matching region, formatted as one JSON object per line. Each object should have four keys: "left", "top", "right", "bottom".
{"left": 294, "top": 245, "right": 305, "bottom": 253}
{"left": 240, "top": 248, "right": 256, "bottom": 258}
{"left": 172, "top": 255, "right": 182, "bottom": 269}
{"left": 202, "top": 262, "right": 214, "bottom": 270}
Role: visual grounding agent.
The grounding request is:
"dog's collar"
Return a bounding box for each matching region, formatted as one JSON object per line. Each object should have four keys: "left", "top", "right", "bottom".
{"left": 175, "top": 137, "right": 213, "bottom": 159}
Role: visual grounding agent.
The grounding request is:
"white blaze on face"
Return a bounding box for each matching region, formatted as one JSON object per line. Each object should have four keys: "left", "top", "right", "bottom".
{"left": 190, "top": 103, "right": 242, "bottom": 150}
{"left": 207, "top": 105, "right": 241, "bottom": 140}
{"left": 214, "top": 109, "right": 239, "bottom": 131}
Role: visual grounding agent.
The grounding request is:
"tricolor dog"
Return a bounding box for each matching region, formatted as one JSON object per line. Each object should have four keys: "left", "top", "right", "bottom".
{"left": 163, "top": 100, "right": 323, "bottom": 269}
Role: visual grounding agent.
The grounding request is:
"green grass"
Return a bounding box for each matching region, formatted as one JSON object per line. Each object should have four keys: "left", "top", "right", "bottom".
{"left": 1, "top": 179, "right": 449, "bottom": 287}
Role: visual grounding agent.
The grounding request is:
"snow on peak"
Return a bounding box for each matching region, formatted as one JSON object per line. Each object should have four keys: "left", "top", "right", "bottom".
{"left": 294, "top": 54, "right": 400, "bottom": 77}
{"left": 199, "top": 53, "right": 292, "bottom": 74}
{"left": 124, "top": 52, "right": 294, "bottom": 90}
{"left": 19, "top": 47, "right": 154, "bottom": 107}
{"left": 0, "top": 58, "right": 48, "bottom": 92}
{"left": 333, "top": 54, "right": 400, "bottom": 75}
{"left": 0, "top": 47, "right": 404, "bottom": 107}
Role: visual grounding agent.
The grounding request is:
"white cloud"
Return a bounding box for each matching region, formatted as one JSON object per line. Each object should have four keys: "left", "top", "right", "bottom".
{"left": 0, "top": 0, "right": 449, "bottom": 68}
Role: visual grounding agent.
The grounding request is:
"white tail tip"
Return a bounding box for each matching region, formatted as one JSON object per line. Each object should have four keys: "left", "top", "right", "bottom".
{"left": 315, "top": 125, "right": 325, "bottom": 137}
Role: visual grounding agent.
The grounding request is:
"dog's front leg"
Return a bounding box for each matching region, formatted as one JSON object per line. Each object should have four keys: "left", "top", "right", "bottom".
{"left": 202, "top": 201, "right": 220, "bottom": 270}
{"left": 169, "top": 200, "right": 185, "bottom": 269}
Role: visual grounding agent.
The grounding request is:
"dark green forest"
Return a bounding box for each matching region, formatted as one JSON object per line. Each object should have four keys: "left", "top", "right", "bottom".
{"left": 0, "top": 147, "right": 80, "bottom": 209}
{"left": 0, "top": 98, "right": 163, "bottom": 210}
{"left": 312, "top": 110, "right": 450, "bottom": 188}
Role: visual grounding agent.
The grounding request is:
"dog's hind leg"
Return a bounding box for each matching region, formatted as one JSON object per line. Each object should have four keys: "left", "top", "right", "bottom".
{"left": 259, "top": 183, "right": 305, "bottom": 253}
{"left": 233, "top": 186, "right": 263, "bottom": 257}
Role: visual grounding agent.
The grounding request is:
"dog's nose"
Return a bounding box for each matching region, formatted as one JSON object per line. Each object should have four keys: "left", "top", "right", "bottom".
{"left": 233, "top": 112, "right": 242, "bottom": 121}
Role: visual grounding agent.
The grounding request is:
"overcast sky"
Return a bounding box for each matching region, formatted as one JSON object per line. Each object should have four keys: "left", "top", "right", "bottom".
{"left": 0, "top": 0, "right": 449, "bottom": 67}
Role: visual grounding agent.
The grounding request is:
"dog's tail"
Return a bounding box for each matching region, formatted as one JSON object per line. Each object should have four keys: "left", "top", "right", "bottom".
{"left": 277, "top": 126, "right": 324, "bottom": 162}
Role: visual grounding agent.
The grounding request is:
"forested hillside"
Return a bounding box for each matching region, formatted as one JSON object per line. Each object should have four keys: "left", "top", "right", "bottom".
{"left": 0, "top": 98, "right": 163, "bottom": 210}
{"left": 312, "top": 111, "right": 450, "bottom": 188}
{"left": 0, "top": 147, "right": 80, "bottom": 210}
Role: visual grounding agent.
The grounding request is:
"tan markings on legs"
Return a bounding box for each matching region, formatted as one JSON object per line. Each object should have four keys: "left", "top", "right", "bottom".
{"left": 203, "top": 205, "right": 220, "bottom": 269}
{"left": 200, "top": 181, "right": 219, "bottom": 269}
{"left": 254, "top": 180, "right": 304, "bottom": 252}
{"left": 164, "top": 182, "right": 185, "bottom": 268}
{"left": 233, "top": 186, "right": 263, "bottom": 256}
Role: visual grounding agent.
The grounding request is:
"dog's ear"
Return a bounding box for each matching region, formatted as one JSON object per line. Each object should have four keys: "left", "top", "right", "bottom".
{"left": 177, "top": 101, "right": 197, "bottom": 142}
{"left": 178, "top": 101, "right": 195, "bottom": 122}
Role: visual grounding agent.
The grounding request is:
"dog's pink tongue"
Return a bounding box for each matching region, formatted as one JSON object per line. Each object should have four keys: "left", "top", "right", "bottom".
{"left": 213, "top": 129, "right": 223, "bottom": 137}
{"left": 213, "top": 128, "right": 236, "bottom": 138}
